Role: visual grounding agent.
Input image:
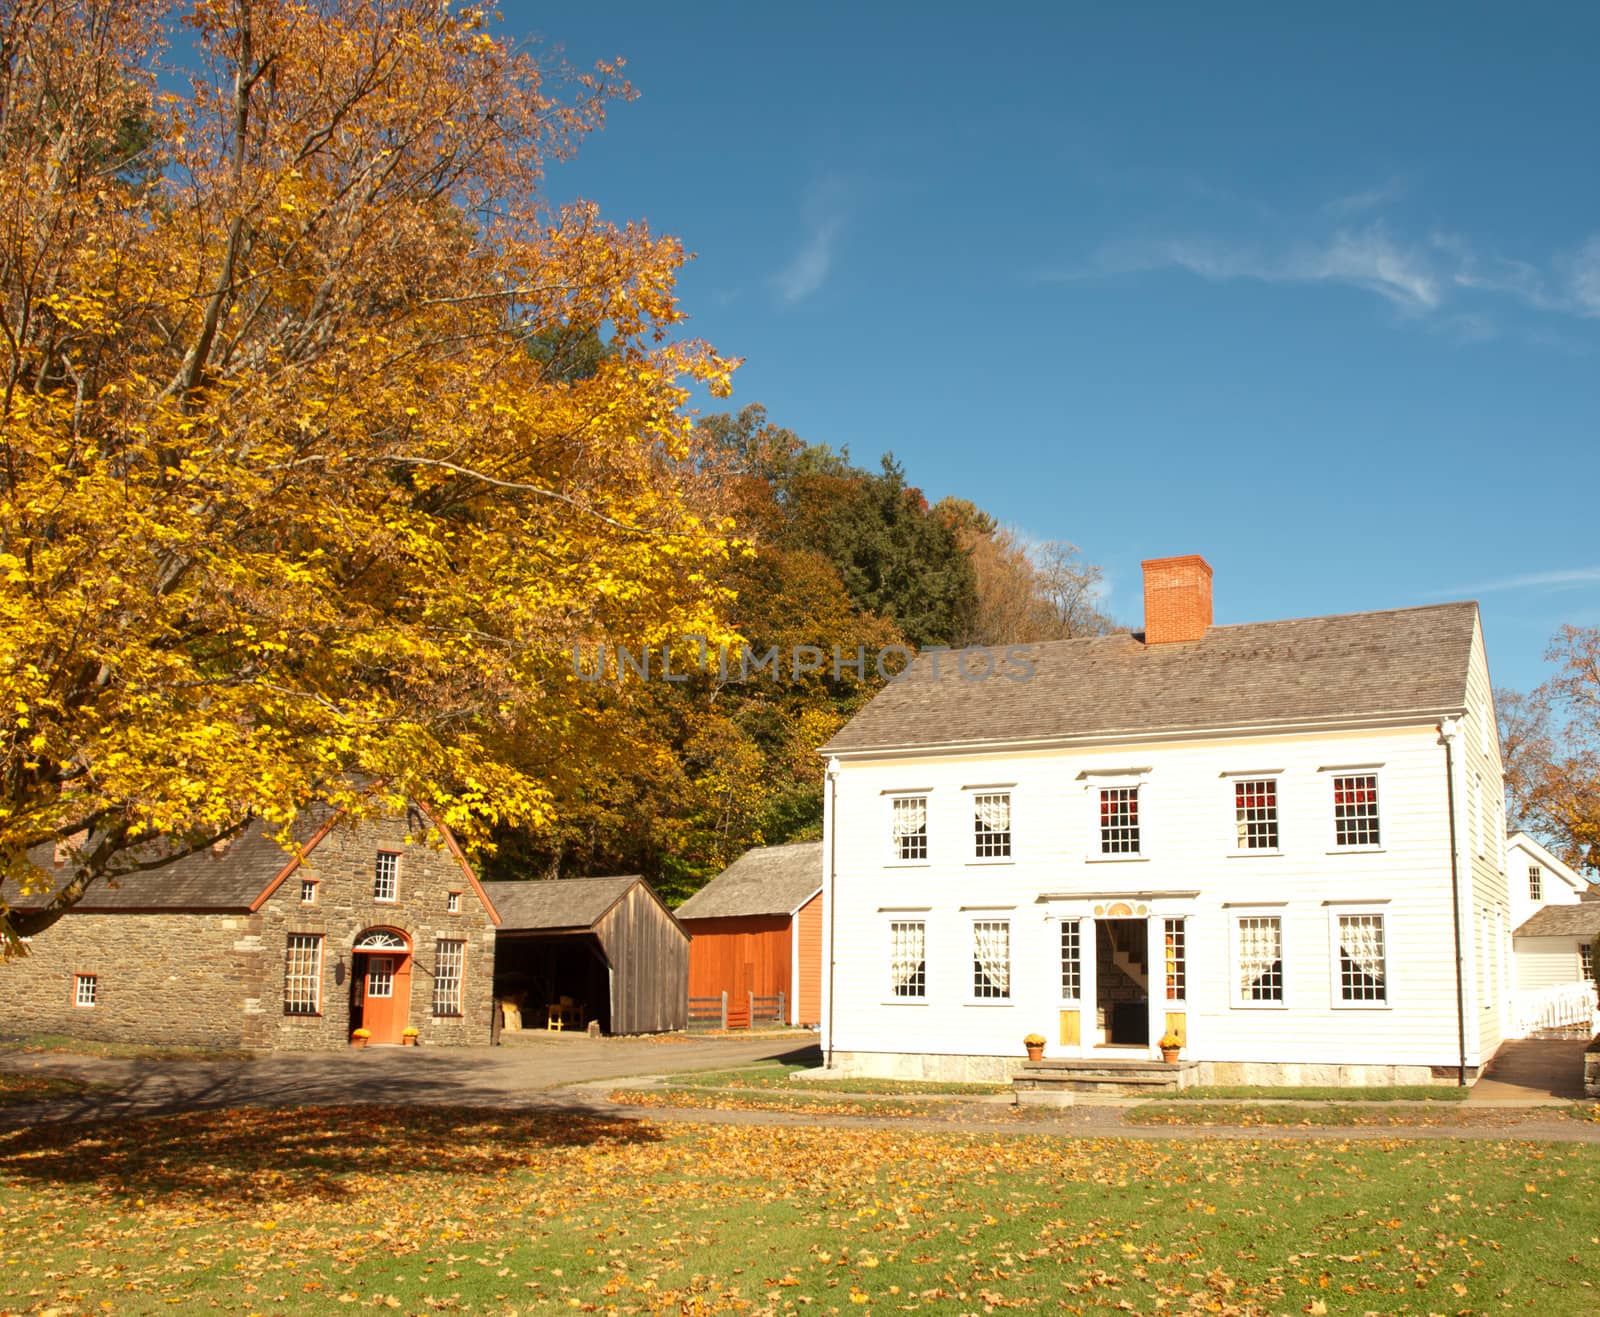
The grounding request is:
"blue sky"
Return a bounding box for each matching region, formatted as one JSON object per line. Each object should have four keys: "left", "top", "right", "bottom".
{"left": 511, "top": 1, "right": 1600, "bottom": 694}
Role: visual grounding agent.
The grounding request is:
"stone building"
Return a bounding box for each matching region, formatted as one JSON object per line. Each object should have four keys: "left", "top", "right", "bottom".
{"left": 1, "top": 804, "right": 501, "bottom": 1049}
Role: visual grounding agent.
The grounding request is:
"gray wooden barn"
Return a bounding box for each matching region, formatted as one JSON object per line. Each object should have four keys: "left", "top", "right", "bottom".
{"left": 481, "top": 875, "right": 687, "bottom": 1035}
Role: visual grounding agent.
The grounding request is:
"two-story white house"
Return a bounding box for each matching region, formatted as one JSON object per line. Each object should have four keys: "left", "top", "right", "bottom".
{"left": 817, "top": 555, "right": 1510, "bottom": 1087}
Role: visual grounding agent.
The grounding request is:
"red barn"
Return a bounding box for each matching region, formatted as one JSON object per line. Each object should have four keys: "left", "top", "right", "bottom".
{"left": 677, "top": 841, "right": 823, "bottom": 1028}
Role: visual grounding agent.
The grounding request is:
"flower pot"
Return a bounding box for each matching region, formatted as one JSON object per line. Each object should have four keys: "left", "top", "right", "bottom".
{"left": 1160, "top": 1047, "right": 1180, "bottom": 1064}
{"left": 350, "top": 1035, "right": 368, "bottom": 1049}
{"left": 1025, "top": 1044, "right": 1044, "bottom": 1062}
{"left": 402, "top": 1035, "right": 418, "bottom": 1046}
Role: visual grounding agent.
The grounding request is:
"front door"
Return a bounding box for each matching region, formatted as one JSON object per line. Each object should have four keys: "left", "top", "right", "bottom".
{"left": 353, "top": 951, "right": 412, "bottom": 1043}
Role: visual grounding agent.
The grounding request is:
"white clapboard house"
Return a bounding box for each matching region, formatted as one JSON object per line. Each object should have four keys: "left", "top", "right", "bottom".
{"left": 817, "top": 555, "right": 1513, "bottom": 1086}
{"left": 1505, "top": 831, "right": 1599, "bottom": 1037}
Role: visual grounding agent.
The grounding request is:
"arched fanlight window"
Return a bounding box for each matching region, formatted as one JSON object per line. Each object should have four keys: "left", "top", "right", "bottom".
{"left": 353, "top": 929, "right": 409, "bottom": 951}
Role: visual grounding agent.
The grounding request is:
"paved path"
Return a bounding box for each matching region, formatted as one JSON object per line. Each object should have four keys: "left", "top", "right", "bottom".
{"left": 0, "top": 1032, "right": 815, "bottom": 1123}
{"left": 1469, "top": 1036, "right": 1590, "bottom": 1104}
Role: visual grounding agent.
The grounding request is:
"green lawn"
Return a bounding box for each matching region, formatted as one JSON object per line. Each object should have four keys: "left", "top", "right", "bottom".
{"left": 1167, "top": 1083, "right": 1471, "bottom": 1103}
{"left": 1126, "top": 1102, "right": 1566, "bottom": 1128}
{"left": 3, "top": 1106, "right": 1598, "bottom": 1314}
{"left": 660, "top": 1060, "right": 1010, "bottom": 1096}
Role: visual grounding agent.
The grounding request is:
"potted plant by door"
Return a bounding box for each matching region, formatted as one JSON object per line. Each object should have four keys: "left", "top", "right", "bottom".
{"left": 1023, "top": 1033, "right": 1047, "bottom": 1062}
{"left": 402, "top": 1027, "right": 420, "bottom": 1047}
{"left": 350, "top": 1028, "right": 372, "bottom": 1049}
{"left": 1158, "top": 1032, "right": 1182, "bottom": 1063}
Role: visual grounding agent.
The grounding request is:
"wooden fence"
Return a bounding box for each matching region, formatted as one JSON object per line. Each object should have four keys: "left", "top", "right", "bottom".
{"left": 687, "top": 990, "right": 787, "bottom": 1030}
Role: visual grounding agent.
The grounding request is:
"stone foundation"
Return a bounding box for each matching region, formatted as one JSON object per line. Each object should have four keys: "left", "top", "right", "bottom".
{"left": 828, "top": 1051, "right": 1454, "bottom": 1087}
{"left": 827, "top": 1050, "right": 1030, "bottom": 1084}
{"left": 1585, "top": 1035, "right": 1600, "bottom": 1099}
{"left": 1198, "top": 1060, "right": 1442, "bottom": 1087}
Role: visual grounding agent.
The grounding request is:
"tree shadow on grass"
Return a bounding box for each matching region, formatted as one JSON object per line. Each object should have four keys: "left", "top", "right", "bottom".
{"left": 0, "top": 1104, "right": 662, "bottom": 1207}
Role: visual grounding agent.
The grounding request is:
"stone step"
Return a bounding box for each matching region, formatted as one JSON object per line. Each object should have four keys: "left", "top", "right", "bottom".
{"left": 1013, "top": 1057, "right": 1198, "bottom": 1101}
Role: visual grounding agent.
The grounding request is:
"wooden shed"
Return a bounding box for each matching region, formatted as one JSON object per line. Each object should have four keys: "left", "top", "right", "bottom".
{"left": 482, "top": 875, "right": 687, "bottom": 1036}
{"left": 676, "top": 841, "right": 823, "bottom": 1028}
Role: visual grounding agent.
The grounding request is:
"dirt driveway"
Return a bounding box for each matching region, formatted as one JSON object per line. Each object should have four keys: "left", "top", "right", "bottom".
{"left": 0, "top": 1031, "right": 817, "bottom": 1125}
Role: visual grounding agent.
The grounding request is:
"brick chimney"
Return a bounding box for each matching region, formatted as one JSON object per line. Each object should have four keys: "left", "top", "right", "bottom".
{"left": 1142, "top": 554, "right": 1213, "bottom": 644}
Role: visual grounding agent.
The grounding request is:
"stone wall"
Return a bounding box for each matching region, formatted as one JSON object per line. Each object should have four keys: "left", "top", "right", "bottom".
{"left": 0, "top": 912, "right": 254, "bottom": 1047}
{"left": 247, "top": 814, "right": 497, "bottom": 1050}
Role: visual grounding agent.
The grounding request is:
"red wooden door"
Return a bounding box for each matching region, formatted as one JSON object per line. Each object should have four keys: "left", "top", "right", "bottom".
{"left": 359, "top": 953, "right": 412, "bottom": 1043}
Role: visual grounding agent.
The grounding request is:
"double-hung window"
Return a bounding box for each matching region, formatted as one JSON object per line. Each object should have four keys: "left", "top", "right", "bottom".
{"left": 374, "top": 850, "right": 400, "bottom": 901}
{"left": 1098, "top": 786, "right": 1140, "bottom": 856}
{"left": 972, "top": 920, "right": 1011, "bottom": 1000}
{"left": 973, "top": 792, "right": 1012, "bottom": 859}
{"left": 433, "top": 939, "right": 465, "bottom": 1016}
{"left": 1331, "top": 773, "right": 1381, "bottom": 848}
{"left": 1059, "top": 921, "right": 1082, "bottom": 1002}
{"left": 889, "top": 921, "right": 927, "bottom": 999}
{"left": 73, "top": 973, "right": 97, "bottom": 1007}
{"left": 1582, "top": 942, "right": 1595, "bottom": 983}
{"left": 1234, "top": 779, "right": 1279, "bottom": 850}
{"left": 891, "top": 796, "right": 928, "bottom": 862}
{"left": 1163, "top": 918, "right": 1187, "bottom": 1003}
{"left": 1234, "top": 915, "right": 1283, "bottom": 1005}
{"left": 1529, "top": 865, "right": 1543, "bottom": 902}
{"left": 284, "top": 934, "right": 323, "bottom": 1015}
{"left": 1334, "top": 912, "right": 1388, "bottom": 1005}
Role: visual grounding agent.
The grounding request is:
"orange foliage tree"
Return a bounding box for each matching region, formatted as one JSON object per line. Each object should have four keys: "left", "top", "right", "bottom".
{"left": 0, "top": 0, "right": 738, "bottom": 943}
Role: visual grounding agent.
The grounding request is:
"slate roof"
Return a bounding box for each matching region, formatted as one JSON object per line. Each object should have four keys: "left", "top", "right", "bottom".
{"left": 480, "top": 875, "right": 643, "bottom": 931}
{"left": 675, "top": 842, "right": 823, "bottom": 921}
{"left": 19, "top": 814, "right": 330, "bottom": 912}
{"left": 1514, "top": 903, "right": 1600, "bottom": 938}
{"left": 822, "top": 602, "right": 1481, "bottom": 755}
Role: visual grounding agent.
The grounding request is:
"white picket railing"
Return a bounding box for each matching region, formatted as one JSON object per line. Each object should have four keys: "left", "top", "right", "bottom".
{"left": 1511, "top": 982, "right": 1599, "bottom": 1038}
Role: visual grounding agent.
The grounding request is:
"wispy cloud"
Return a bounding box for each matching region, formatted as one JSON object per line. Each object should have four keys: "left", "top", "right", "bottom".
{"left": 774, "top": 178, "right": 850, "bottom": 306}
{"left": 1087, "top": 224, "right": 1441, "bottom": 313}
{"left": 1434, "top": 566, "right": 1600, "bottom": 597}
{"left": 1050, "top": 182, "right": 1600, "bottom": 340}
{"left": 1323, "top": 178, "right": 1408, "bottom": 217}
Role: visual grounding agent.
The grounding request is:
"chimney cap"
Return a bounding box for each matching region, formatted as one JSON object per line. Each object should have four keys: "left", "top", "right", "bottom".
{"left": 1140, "top": 553, "right": 1213, "bottom": 576}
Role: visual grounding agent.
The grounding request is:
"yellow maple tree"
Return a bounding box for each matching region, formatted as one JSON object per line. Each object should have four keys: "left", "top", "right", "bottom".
{"left": 0, "top": 0, "right": 739, "bottom": 943}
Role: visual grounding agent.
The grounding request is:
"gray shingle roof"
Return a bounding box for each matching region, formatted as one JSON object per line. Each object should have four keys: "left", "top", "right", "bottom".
{"left": 822, "top": 602, "right": 1481, "bottom": 755}
{"left": 480, "top": 875, "right": 642, "bottom": 931}
{"left": 20, "top": 814, "right": 330, "bottom": 912}
{"left": 1514, "top": 903, "right": 1600, "bottom": 938}
{"left": 675, "top": 842, "right": 823, "bottom": 920}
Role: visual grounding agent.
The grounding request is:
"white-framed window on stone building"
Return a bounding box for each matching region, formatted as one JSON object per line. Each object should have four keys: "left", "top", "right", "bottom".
{"left": 283, "top": 934, "right": 323, "bottom": 1016}
{"left": 1164, "top": 918, "right": 1187, "bottom": 1003}
{"left": 446, "top": 891, "right": 461, "bottom": 913}
{"left": 1529, "top": 864, "right": 1543, "bottom": 902}
{"left": 890, "top": 795, "right": 928, "bottom": 862}
{"left": 374, "top": 850, "right": 400, "bottom": 902}
{"left": 73, "top": 973, "right": 97, "bottom": 1007}
{"left": 1233, "top": 914, "right": 1284, "bottom": 1005}
{"left": 1332, "top": 911, "right": 1388, "bottom": 1006}
{"left": 1331, "top": 773, "right": 1381, "bottom": 848}
{"left": 888, "top": 920, "right": 926, "bottom": 999}
{"left": 1098, "top": 786, "right": 1140, "bottom": 856}
{"left": 433, "top": 938, "right": 465, "bottom": 1016}
{"left": 971, "top": 919, "right": 1011, "bottom": 1001}
{"left": 1060, "top": 921, "right": 1081, "bottom": 1002}
{"left": 972, "top": 792, "right": 1012, "bottom": 859}
{"left": 300, "top": 878, "right": 317, "bottom": 904}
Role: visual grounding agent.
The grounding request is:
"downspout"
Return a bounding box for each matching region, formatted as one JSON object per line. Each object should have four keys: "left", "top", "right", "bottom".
{"left": 825, "top": 756, "right": 840, "bottom": 1070}
{"left": 1440, "top": 718, "right": 1469, "bottom": 1086}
